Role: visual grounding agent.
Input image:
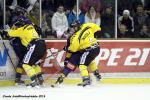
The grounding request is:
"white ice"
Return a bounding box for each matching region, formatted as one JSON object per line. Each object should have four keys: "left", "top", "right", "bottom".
{"left": 0, "top": 84, "right": 150, "bottom": 100}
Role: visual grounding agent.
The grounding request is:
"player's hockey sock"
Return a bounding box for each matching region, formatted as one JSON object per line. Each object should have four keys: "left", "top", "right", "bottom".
{"left": 89, "top": 61, "right": 97, "bottom": 72}
{"left": 22, "top": 64, "right": 36, "bottom": 80}
{"left": 23, "top": 64, "right": 39, "bottom": 87}
{"left": 16, "top": 67, "right": 23, "bottom": 79}
{"left": 15, "top": 67, "right": 24, "bottom": 84}
{"left": 33, "top": 65, "right": 44, "bottom": 85}
{"left": 33, "top": 65, "right": 42, "bottom": 75}
{"left": 89, "top": 61, "right": 101, "bottom": 81}
{"left": 79, "top": 65, "right": 89, "bottom": 77}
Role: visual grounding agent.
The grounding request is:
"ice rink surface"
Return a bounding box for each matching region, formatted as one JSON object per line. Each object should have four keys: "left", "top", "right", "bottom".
{"left": 0, "top": 84, "right": 150, "bottom": 100}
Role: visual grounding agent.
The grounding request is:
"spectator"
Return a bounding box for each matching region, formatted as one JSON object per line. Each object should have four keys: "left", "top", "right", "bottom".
{"left": 118, "top": 0, "right": 142, "bottom": 16}
{"left": 144, "top": 0, "right": 150, "bottom": 18}
{"left": 26, "top": 0, "right": 38, "bottom": 13}
{"left": 6, "top": 8, "right": 11, "bottom": 26}
{"left": 80, "top": 0, "right": 101, "bottom": 13}
{"left": 42, "top": 0, "right": 55, "bottom": 17}
{"left": 51, "top": 5, "right": 68, "bottom": 39}
{"left": 42, "top": 0, "right": 55, "bottom": 37}
{"left": 101, "top": 5, "right": 115, "bottom": 38}
{"left": 8, "top": 7, "right": 27, "bottom": 26}
{"left": 41, "top": 11, "right": 51, "bottom": 38}
{"left": 133, "top": 5, "right": 150, "bottom": 32}
{"left": 67, "top": 5, "right": 85, "bottom": 27}
{"left": 101, "top": 0, "right": 115, "bottom": 10}
{"left": 8, "top": 0, "right": 17, "bottom": 9}
{"left": 138, "top": 24, "right": 150, "bottom": 38}
{"left": 118, "top": 10, "right": 134, "bottom": 32}
{"left": 27, "top": 6, "right": 40, "bottom": 26}
{"left": 118, "top": 24, "right": 134, "bottom": 38}
{"left": 8, "top": 0, "right": 38, "bottom": 13}
{"left": 85, "top": 6, "right": 101, "bottom": 26}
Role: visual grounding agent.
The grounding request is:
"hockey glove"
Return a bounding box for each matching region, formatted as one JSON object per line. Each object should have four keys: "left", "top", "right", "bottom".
{"left": 63, "top": 46, "right": 68, "bottom": 51}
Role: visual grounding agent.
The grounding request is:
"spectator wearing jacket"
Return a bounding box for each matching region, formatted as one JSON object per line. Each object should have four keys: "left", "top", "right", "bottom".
{"left": 85, "top": 6, "right": 101, "bottom": 26}
{"left": 101, "top": 5, "right": 115, "bottom": 38}
{"left": 137, "top": 24, "right": 150, "bottom": 38}
{"left": 51, "top": 5, "right": 69, "bottom": 39}
{"left": 118, "top": 10, "right": 134, "bottom": 32}
{"left": 67, "top": 5, "right": 85, "bottom": 27}
{"left": 118, "top": 24, "right": 134, "bottom": 38}
{"left": 133, "top": 5, "right": 150, "bottom": 32}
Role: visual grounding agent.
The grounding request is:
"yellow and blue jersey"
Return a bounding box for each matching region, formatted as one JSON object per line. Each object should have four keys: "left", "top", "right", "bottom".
{"left": 68, "top": 23, "right": 101, "bottom": 53}
{"left": 8, "top": 24, "right": 39, "bottom": 47}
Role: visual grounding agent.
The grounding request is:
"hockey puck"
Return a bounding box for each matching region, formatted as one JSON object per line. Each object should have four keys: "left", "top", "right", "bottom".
{"left": 51, "top": 85, "right": 55, "bottom": 88}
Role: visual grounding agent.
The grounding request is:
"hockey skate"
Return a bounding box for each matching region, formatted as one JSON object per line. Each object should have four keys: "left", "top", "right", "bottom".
{"left": 15, "top": 78, "right": 25, "bottom": 86}
{"left": 51, "top": 75, "right": 65, "bottom": 87}
{"left": 77, "top": 76, "right": 91, "bottom": 87}
{"left": 26, "top": 78, "right": 40, "bottom": 88}
{"left": 93, "top": 70, "right": 101, "bottom": 81}
{"left": 56, "top": 75, "right": 64, "bottom": 84}
{"left": 38, "top": 76, "right": 44, "bottom": 85}
{"left": 37, "top": 74, "right": 44, "bottom": 86}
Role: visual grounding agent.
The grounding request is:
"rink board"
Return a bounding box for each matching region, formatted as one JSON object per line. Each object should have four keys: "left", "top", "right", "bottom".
{"left": 1, "top": 78, "right": 150, "bottom": 86}
{"left": 0, "top": 40, "right": 150, "bottom": 86}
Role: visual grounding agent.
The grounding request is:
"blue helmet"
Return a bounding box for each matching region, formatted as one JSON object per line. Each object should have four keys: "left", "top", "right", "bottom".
{"left": 13, "top": 15, "right": 32, "bottom": 27}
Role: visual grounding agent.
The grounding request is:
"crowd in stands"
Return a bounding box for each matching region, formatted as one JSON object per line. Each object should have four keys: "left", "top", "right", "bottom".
{"left": 118, "top": 0, "right": 150, "bottom": 38}
{"left": 0, "top": 0, "right": 150, "bottom": 38}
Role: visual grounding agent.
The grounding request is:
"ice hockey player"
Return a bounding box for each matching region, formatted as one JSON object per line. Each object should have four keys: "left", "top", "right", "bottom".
{"left": 54, "top": 21, "right": 101, "bottom": 87}
{"left": 0, "top": 26, "right": 27, "bottom": 86}
{"left": 3, "top": 17, "right": 46, "bottom": 88}
{"left": 9, "top": 15, "right": 32, "bottom": 85}
{"left": 7, "top": 7, "right": 43, "bottom": 86}
{"left": 1, "top": 7, "right": 42, "bottom": 85}
{"left": 10, "top": 16, "right": 42, "bottom": 85}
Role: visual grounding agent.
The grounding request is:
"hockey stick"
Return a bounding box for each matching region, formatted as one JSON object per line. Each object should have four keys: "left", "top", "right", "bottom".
{"left": 48, "top": 49, "right": 63, "bottom": 69}
{"left": 0, "top": 35, "right": 16, "bottom": 71}
{"left": 44, "top": 49, "right": 63, "bottom": 81}
{"left": 35, "top": 49, "right": 64, "bottom": 65}
{"left": 30, "top": 48, "right": 64, "bottom": 86}
{"left": 43, "top": 49, "right": 64, "bottom": 85}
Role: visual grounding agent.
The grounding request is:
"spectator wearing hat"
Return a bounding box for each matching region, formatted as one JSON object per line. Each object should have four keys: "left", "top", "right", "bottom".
{"left": 118, "top": 9, "right": 134, "bottom": 32}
